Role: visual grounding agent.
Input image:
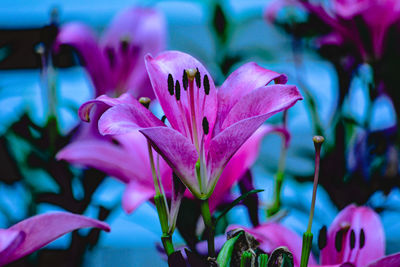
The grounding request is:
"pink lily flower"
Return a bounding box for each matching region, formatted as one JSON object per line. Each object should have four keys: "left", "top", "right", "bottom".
{"left": 98, "top": 50, "right": 302, "bottom": 199}
{"left": 58, "top": 92, "right": 289, "bottom": 213}
{"left": 314, "top": 204, "right": 400, "bottom": 267}
{"left": 55, "top": 7, "right": 165, "bottom": 98}
{"left": 0, "top": 212, "right": 110, "bottom": 266}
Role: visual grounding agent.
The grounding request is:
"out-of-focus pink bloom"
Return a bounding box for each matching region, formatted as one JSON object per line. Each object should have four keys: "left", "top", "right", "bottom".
{"left": 0, "top": 212, "right": 110, "bottom": 266}
{"left": 227, "top": 223, "right": 317, "bottom": 267}
{"left": 98, "top": 50, "right": 302, "bottom": 199}
{"left": 265, "top": 0, "right": 400, "bottom": 59}
{"left": 55, "top": 7, "right": 165, "bottom": 98}
{"left": 312, "top": 204, "right": 400, "bottom": 267}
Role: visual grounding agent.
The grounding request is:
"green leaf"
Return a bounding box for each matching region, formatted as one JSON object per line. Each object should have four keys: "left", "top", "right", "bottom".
{"left": 216, "top": 231, "right": 243, "bottom": 267}
{"left": 216, "top": 189, "right": 264, "bottom": 223}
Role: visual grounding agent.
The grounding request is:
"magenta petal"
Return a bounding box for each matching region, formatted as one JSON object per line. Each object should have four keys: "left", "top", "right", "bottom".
{"left": 99, "top": 102, "right": 164, "bottom": 135}
{"left": 78, "top": 93, "right": 136, "bottom": 122}
{"left": 209, "top": 125, "right": 289, "bottom": 210}
{"left": 0, "top": 230, "right": 25, "bottom": 265}
{"left": 145, "top": 51, "right": 218, "bottom": 140}
{"left": 122, "top": 182, "right": 155, "bottom": 214}
{"left": 57, "top": 140, "right": 135, "bottom": 184}
{"left": 215, "top": 62, "right": 287, "bottom": 134}
{"left": 321, "top": 205, "right": 385, "bottom": 266}
{"left": 229, "top": 223, "right": 316, "bottom": 267}
{"left": 3, "top": 213, "right": 110, "bottom": 265}
{"left": 55, "top": 23, "right": 111, "bottom": 96}
{"left": 366, "top": 252, "right": 400, "bottom": 267}
{"left": 221, "top": 84, "right": 302, "bottom": 130}
{"left": 139, "top": 127, "right": 200, "bottom": 196}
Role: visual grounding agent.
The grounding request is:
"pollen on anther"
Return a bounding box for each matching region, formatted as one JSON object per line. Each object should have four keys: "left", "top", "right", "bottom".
{"left": 350, "top": 229, "right": 356, "bottom": 249}
{"left": 202, "top": 117, "right": 209, "bottom": 135}
{"left": 195, "top": 67, "right": 201, "bottom": 88}
{"left": 182, "top": 70, "right": 188, "bottom": 90}
{"left": 168, "top": 74, "right": 174, "bottom": 95}
{"left": 335, "top": 230, "right": 344, "bottom": 252}
{"left": 318, "top": 225, "right": 327, "bottom": 250}
{"left": 204, "top": 75, "right": 210, "bottom": 95}
{"left": 175, "top": 80, "right": 181, "bottom": 101}
{"left": 359, "top": 228, "right": 365, "bottom": 249}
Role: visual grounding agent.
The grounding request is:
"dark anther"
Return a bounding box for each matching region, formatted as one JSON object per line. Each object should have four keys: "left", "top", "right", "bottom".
{"left": 182, "top": 70, "right": 188, "bottom": 90}
{"left": 105, "top": 47, "right": 115, "bottom": 68}
{"left": 350, "top": 230, "right": 356, "bottom": 249}
{"left": 318, "top": 225, "right": 327, "bottom": 250}
{"left": 202, "top": 117, "right": 209, "bottom": 135}
{"left": 335, "top": 229, "right": 345, "bottom": 252}
{"left": 161, "top": 115, "right": 167, "bottom": 124}
{"left": 120, "top": 39, "right": 129, "bottom": 53}
{"left": 203, "top": 75, "right": 210, "bottom": 95}
{"left": 195, "top": 67, "right": 201, "bottom": 88}
{"left": 175, "top": 80, "right": 181, "bottom": 101}
{"left": 360, "top": 229, "right": 365, "bottom": 249}
{"left": 168, "top": 74, "right": 174, "bottom": 95}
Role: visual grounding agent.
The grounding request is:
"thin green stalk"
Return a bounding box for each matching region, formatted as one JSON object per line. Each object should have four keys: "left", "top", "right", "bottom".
{"left": 200, "top": 199, "right": 215, "bottom": 258}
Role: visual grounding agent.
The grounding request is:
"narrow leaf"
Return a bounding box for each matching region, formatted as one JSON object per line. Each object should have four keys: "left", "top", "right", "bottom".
{"left": 216, "top": 232, "right": 243, "bottom": 267}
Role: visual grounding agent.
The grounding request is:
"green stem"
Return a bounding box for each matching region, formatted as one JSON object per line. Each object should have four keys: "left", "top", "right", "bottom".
{"left": 200, "top": 199, "right": 215, "bottom": 258}
{"left": 161, "top": 234, "right": 175, "bottom": 256}
{"left": 147, "top": 141, "right": 160, "bottom": 195}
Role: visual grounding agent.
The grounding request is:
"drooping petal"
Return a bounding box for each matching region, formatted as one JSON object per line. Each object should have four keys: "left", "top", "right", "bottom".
{"left": 2, "top": 213, "right": 110, "bottom": 266}
{"left": 215, "top": 62, "right": 287, "bottom": 134}
{"left": 220, "top": 84, "right": 302, "bottom": 130}
{"left": 57, "top": 140, "right": 137, "bottom": 184}
{"left": 208, "top": 124, "right": 289, "bottom": 211}
{"left": 321, "top": 205, "right": 385, "bottom": 267}
{"left": 366, "top": 252, "right": 400, "bottom": 267}
{"left": 228, "top": 223, "right": 316, "bottom": 267}
{"left": 55, "top": 23, "right": 111, "bottom": 96}
{"left": 145, "top": 51, "right": 218, "bottom": 143}
{"left": 0, "top": 230, "right": 25, "bottom": 265}
{"left": 122, "top": 182, "right": 155, "bottom": 214}
{"left": 100, "top": 8, "right": 166, "bottom": 98}
{"left": 99, "top": 103, "right": 164, "bottom": 135}
{"left": 78, "top": 93, "right": 136, "bottom": 122}
{"left": 207, "top": 86, "right": 301, "bottom": 194}
{"left": 139, "top": 127, "right": 200, "bottom": 196}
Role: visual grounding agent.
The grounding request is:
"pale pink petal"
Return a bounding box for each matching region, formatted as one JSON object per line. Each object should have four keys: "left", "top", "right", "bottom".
{"left": 215, "top": 62, "right": 287, "bottom": 134}
{"left": 3, "top": 213, "right": 110, "bottom": 265}
{"left": 98, "top": 103, "right": 164, "bottom": 135}
{"left": 122, "top": 182, "right": 155, "bottom": 214}
{"left": 321, "top": 205, "right": 385, "bottom": 266}
{"left": 145, "top": 51, "right": 218, "bottom": 144}
{"left": 55, "top": 23, "right": 111, "bottom": 96}
{"left": 139, "top": 127, "right": 200, "bottom": 196}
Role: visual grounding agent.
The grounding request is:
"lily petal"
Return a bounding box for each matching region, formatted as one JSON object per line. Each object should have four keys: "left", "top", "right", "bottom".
{"left": 209, "top": 124, "right": 289, "bottom": 210}
{"left": 78, "top": 93, "right": 136, "bottom": 122}
{"left": 99, "top": 103, "right": 164, "bottom": 135}
{"left": 215, "top": 62, "right": 287, "bottom": 134}
{"left": 0, "top": 230, "right": 25, "bottom": 265}
{"left": 139, "top": 127, "right": 200, "bottom": 196}
{"left": 321, "top": 205, "right": 385, "bottom": 266}
{"left": 366, "top": 252, "right": 400, "bottom": 267}
{"left": 221, "top": 84, "right": 302, "bottom": 130}
{"left": 55, "top": 23, "right": 111, "bottom": 96}
{"left": 122, "top": 182, "right": 155, "bottom": 214}
{"left": 145, "top": 51, "right": 218, "bottom": 142}
{"left": 2, "top": 213, "right": 110, "bottom": 265}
